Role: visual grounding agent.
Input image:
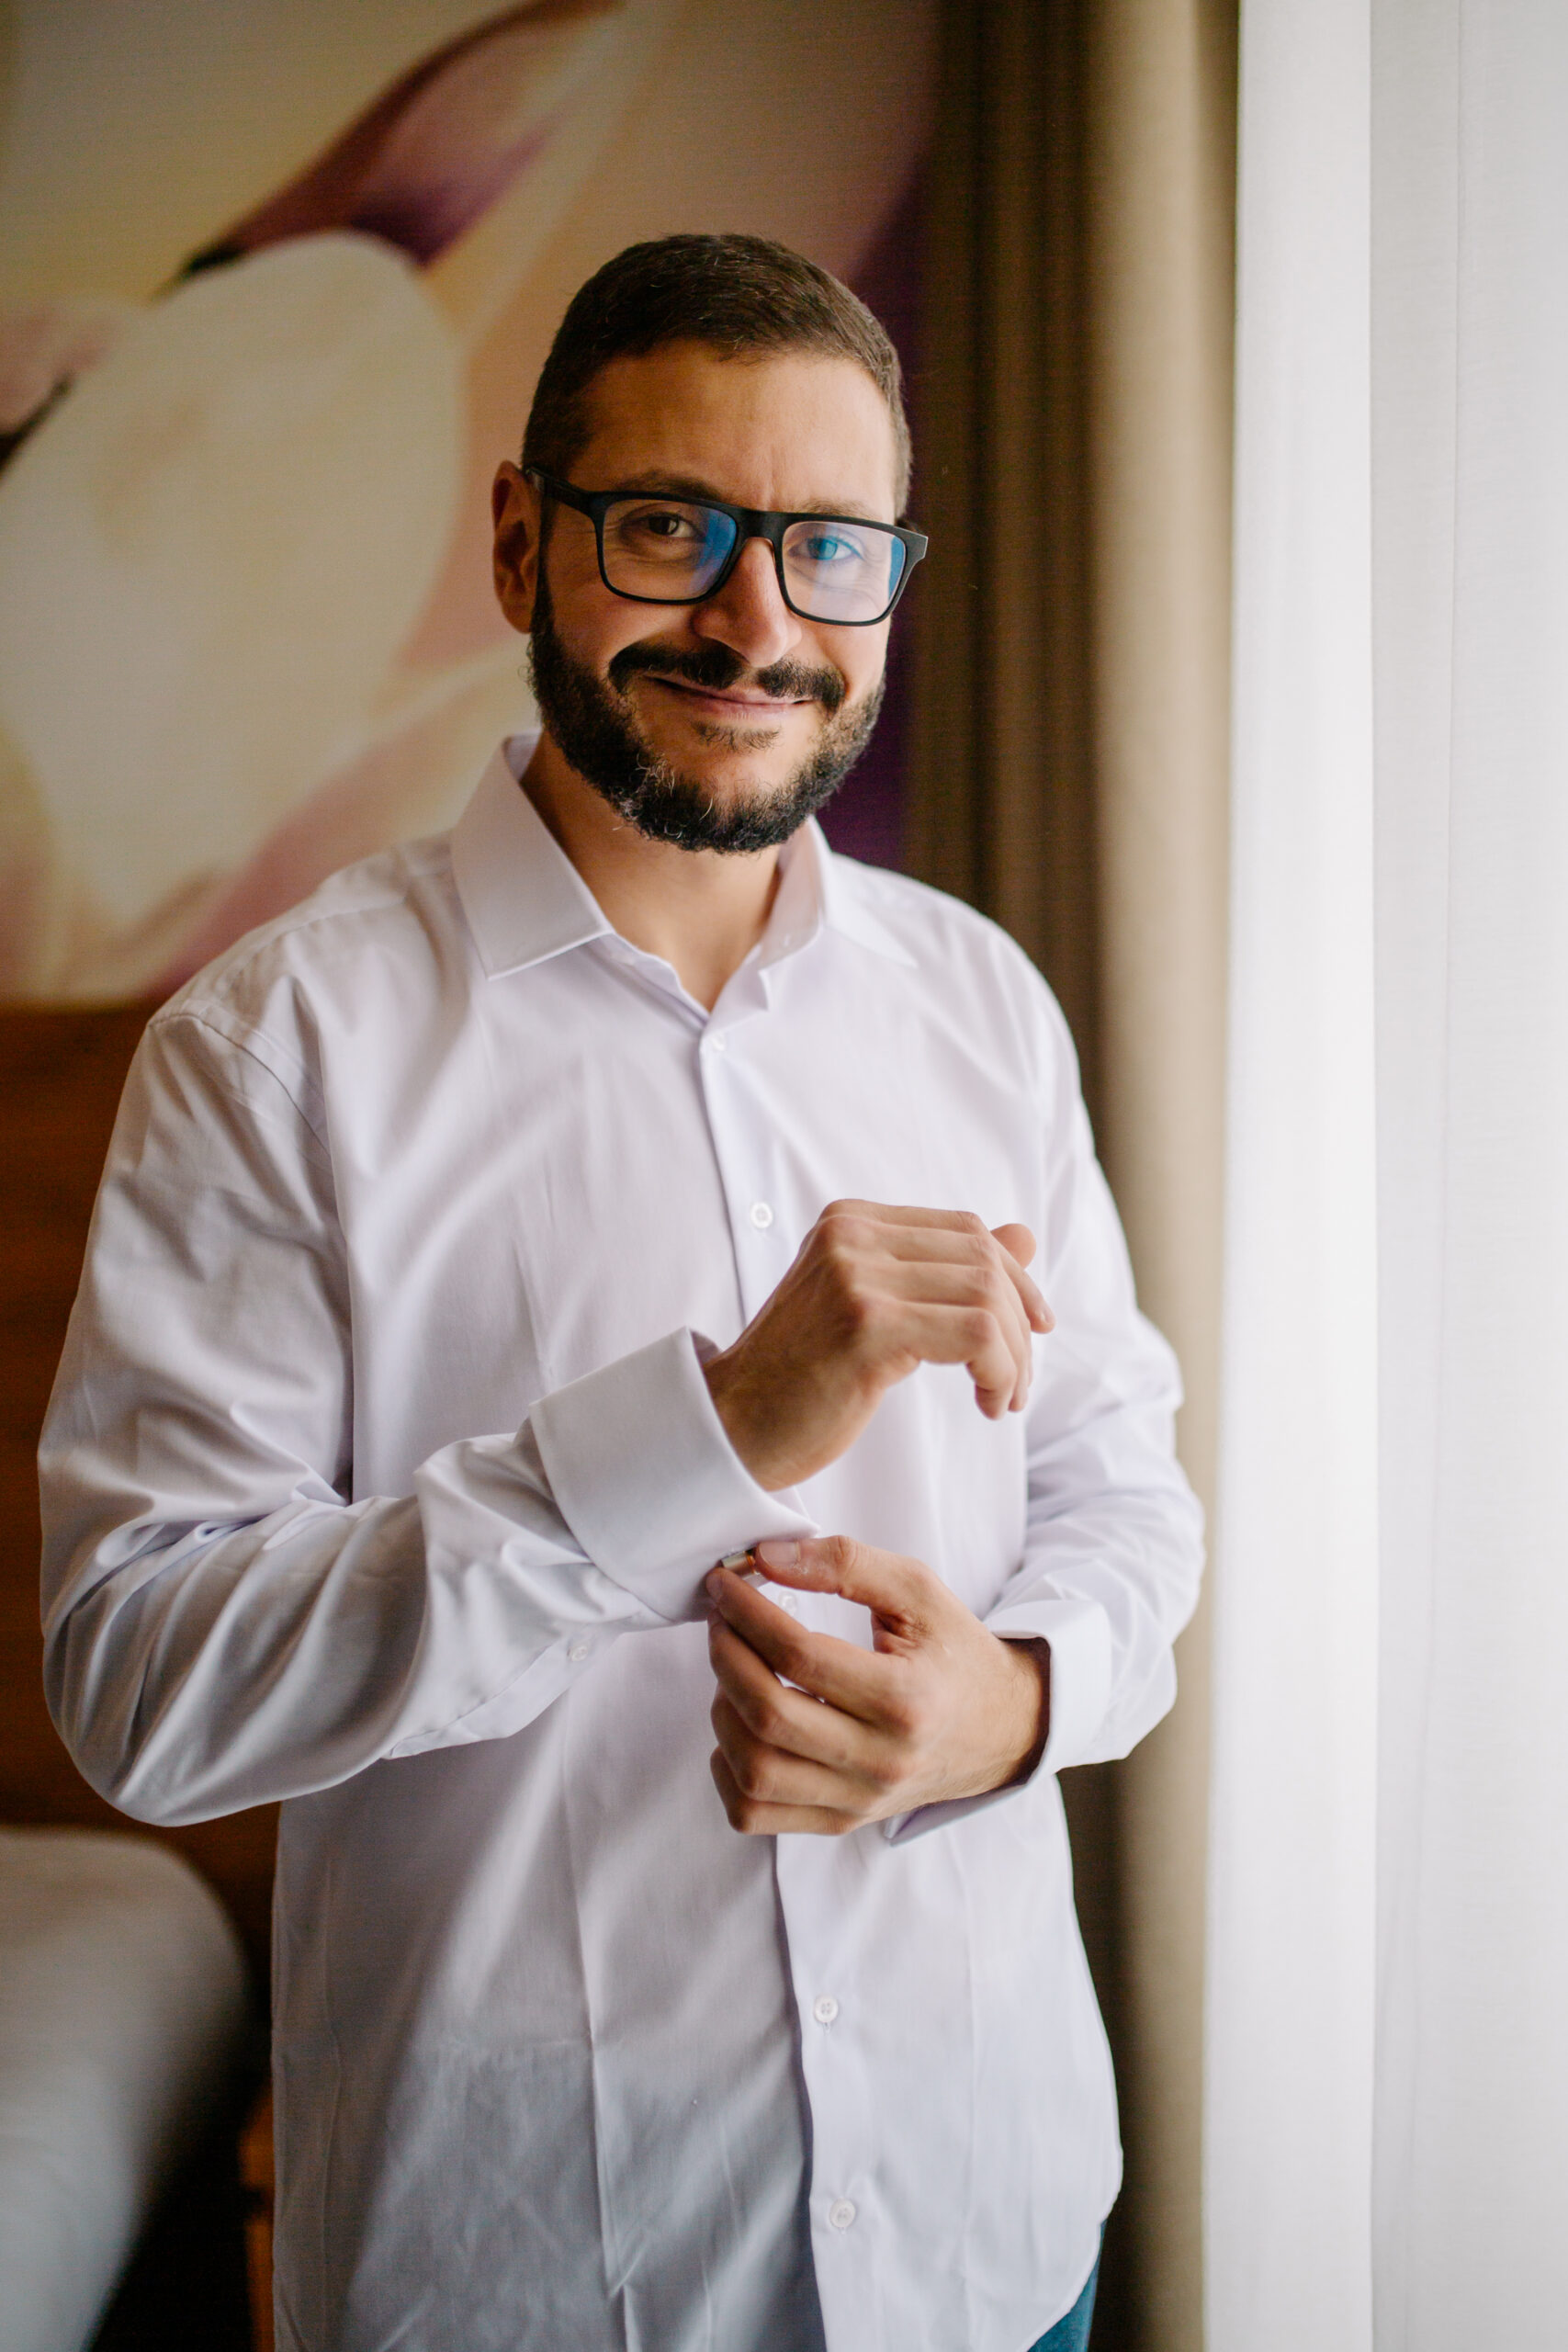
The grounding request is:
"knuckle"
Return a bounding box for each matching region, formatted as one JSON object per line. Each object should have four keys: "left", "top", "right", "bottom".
{"left": 963, "top": 1306, "right": 999, "bottom": 1352}
{"left": 908, "top": 1555, "right": 945, "bottom": 1607}
{"left": 751, "top": 1696, "right": 791, "bottom": 1747}
{"left": 883, "top": 1685, "right": 931, "bottom": 1745}
{"left": 867, "top": 1750, "right": 917, "bottom": 1803}
{"left": 879, "top": 1702, "right": 918, "bottom": 1750}
{"left": 818, "top": 1206, "right": 869, "bottom": 1255}
{"left": 817, "top": 1539, "right": 868, "bottom": 1595}
{"left": 774, "top": 1641, "right": 811, "bottom": 1690}
{"left": 904, "top": 1692, "right": 937, "bottom": 1742}
{"left": 840, "top": 1283, "right": 879, "bottom": 1340}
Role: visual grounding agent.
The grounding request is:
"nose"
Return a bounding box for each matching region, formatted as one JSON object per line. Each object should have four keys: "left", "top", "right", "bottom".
{"left": 690, "top": 536, "right": 804, "bottom": 670}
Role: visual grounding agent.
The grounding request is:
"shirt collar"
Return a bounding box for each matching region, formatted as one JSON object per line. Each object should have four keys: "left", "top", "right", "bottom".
{"left": 812, "top": 821, "right": 918, "bottom": 969}
{"left": 452, "top": 740, "right": 612, "bottom": 978}
{"left": 451, "top": 735, "right": 917, "bottom": 980}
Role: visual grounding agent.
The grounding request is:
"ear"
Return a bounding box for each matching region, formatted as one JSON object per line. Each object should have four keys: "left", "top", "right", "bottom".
{"left": 492, "top": 459, "right": 541, "bottom": 634}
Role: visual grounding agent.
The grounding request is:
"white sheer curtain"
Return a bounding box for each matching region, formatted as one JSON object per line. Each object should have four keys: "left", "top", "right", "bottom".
{"left": 1206, "top": 3, "right": 1568, "bottom": 2347}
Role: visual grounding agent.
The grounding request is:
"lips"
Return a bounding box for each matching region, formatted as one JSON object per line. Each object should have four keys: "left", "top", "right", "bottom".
{"left": 645, "top": 675, "right": 807, "bottom": 716}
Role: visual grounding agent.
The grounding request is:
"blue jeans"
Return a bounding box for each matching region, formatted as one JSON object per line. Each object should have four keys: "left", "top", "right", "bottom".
{"left": 1026, "top": 2250, "right": 1100, "bottom": 2352}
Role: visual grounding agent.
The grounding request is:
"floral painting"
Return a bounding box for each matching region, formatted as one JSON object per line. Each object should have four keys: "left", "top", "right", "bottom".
{"left": 0, "top": 0, "right": 931, "bottom": 1000}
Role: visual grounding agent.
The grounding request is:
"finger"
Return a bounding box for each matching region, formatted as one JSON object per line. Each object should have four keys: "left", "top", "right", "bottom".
{"left": 873, "top": 1253, "right": 1032, "bottom": 1336}
{"left": 791, "top": 1278, "right": 1028, "bottom": 1415}
{"left": 706, "top": 1565, "right": 919, "bottom": 1721}
{"left": 891, "top": 1300, "right": 1033, "bottom": 1416}
{"left": 819, "top": 1204, "right": 1052, "bottom": 1334}
{"left": 705, "top": 1566, "right": 811, "bottom": 1652}
{"left": 819, "top": 1198, "right": 1012, "bottom": 1232}
{"left": 710, "top": 1690, "right": 878, "bottom": 1810}
{"left": 871, "top": 1259, "right": 1036, "bottom": 1404}
{"left": 992, "top": 1224, "right": 1055, "bottom": 1333}
{"left": 707, "top": 1614, "right": 885, "bottom": 1768}
{"left": 709, "top": 1746, "right": 863, "bottom": 1838}
{"left": 747, "top": 1536, "right": 948, "bottom": 1642}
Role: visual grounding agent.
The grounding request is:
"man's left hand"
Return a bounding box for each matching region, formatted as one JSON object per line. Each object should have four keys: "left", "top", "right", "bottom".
{"left": 705, "top": 1536, "right": 1049, "bottom": 1836}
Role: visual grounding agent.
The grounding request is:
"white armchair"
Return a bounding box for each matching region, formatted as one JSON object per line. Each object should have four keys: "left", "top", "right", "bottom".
{"left": 0, "top": 1828, "right": 250, "bottom": 2352}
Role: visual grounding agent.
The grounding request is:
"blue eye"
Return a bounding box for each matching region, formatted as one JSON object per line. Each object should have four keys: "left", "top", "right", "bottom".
{"left": 799, "top": 531, "right": 863, "bottom": 566}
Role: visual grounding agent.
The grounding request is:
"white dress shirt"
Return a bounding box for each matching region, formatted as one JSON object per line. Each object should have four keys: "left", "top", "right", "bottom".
{"left": 40, "top": 739, "right": 1202, "bottom": 2352}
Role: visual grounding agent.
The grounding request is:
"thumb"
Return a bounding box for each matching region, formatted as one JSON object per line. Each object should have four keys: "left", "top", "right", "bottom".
{"left": 992, "top": 1221, "right": 1036, "bottom": 1270}
{"left": 754, "top": 1535, "right": 934, "bottom": 1632}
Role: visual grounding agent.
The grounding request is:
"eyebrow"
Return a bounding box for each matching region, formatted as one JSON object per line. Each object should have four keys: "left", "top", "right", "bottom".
{"left": 597, "top": 469, "right": 890, "bottom": 524}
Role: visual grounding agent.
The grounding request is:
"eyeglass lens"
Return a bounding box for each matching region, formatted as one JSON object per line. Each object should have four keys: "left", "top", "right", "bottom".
{"left": 599, "top": 496, "right": 906, "bottom": 622}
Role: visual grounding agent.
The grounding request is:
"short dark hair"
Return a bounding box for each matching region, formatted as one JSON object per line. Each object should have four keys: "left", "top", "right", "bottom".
{"left": 521, "top": 232, "right": 911, "bottom": 512}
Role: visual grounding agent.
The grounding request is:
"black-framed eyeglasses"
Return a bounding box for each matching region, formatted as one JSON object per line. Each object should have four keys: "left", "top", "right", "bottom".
{"left": 526, "top": 468, "right": 928, "bottom": 626}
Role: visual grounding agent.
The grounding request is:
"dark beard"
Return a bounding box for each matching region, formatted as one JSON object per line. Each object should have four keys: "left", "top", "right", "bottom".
{"left": 525, "top": 570, "right": 885, "bottom": 854}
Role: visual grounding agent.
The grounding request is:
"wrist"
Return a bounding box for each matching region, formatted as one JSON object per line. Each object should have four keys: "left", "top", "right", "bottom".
{"left": 997, "top": 1637, "right": 1051, "bottom": 1788}
{"left": 704, "top": 1346, "right": 784, "bottom": 1490}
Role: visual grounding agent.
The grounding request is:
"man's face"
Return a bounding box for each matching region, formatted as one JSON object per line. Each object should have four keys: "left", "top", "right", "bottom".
{"left": 491, "top": 343, "right": 901, "bottom": 852}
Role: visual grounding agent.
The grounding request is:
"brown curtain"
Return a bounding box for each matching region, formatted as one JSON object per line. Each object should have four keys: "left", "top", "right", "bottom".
{"left": 908, "top": 6, "right": 1237, "bottom": 2346}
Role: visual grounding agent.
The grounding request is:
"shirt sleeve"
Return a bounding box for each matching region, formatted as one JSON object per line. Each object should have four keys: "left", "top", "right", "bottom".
{"left": 39, "top": 1012, "right": 812, "bottom": 1827}
{"left": 887, "top": 978, "right": 1205, "bottom": 1844}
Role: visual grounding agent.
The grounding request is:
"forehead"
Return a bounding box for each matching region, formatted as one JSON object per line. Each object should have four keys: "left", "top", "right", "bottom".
{"left": 570, "top": 344, "right": 901, "bottom": 520}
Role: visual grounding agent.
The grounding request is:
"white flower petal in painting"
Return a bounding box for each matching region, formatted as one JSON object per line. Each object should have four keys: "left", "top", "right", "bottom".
{"left": 0, "top": 233, "right": 462, "bottom": 941}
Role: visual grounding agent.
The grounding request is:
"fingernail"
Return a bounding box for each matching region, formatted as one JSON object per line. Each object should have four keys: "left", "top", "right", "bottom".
{"left": 754, "top": 1538, "right": 799, "bottom": 1570}
{"left": 705, "top": 1569, "right": 725, "bottom": 1600}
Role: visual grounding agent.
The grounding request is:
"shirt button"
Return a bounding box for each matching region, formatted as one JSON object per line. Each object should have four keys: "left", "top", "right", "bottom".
{"left": 705, "top": 1031, "right": 727, "bottom": 1053}
{"left": 567, "top": 1641, "right": 590, "bottom": 1664}
{"left": 828, "top": 2199, "right": 857, "bottom": 2232}
{"left": 812, "top": 1995, "right": 839, "bottom": 2026}
{"left": 749, "top": 1201, "right": 773, "bottom": 1229}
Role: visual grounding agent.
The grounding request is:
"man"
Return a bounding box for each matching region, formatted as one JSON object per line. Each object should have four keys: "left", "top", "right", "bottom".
{"left": 41, "top": 235, "right": 1201, "bottom": 2352}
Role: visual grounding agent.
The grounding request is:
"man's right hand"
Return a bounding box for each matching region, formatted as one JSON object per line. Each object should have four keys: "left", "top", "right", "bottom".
{"left": 703, "top": 1201, "right": 1054, "bottom": 1492}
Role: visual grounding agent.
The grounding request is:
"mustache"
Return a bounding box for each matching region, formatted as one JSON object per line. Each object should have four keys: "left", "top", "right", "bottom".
{"left": 607, "top": 637, "right": 848, "bottom": 716}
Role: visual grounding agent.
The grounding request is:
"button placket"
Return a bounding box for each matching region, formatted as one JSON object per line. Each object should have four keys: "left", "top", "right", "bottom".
{"left": 694, "top": 1024, "right": 791, "bottom": 1324}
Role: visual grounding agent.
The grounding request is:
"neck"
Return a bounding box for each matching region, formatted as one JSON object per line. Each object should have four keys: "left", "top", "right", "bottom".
{"left": 518, "top": 732, "right": 783, "bottom": 1012}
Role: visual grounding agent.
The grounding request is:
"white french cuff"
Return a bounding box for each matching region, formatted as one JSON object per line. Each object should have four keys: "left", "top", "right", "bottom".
{"left": 883, "top": 1594, "right": 1113, "bottom": 1845}
{"left": 530, "top": 1328, "right": 818, "bottom": 1623}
